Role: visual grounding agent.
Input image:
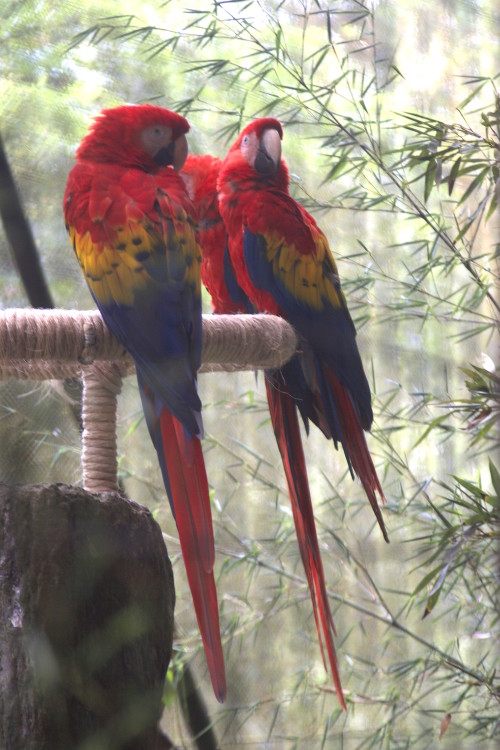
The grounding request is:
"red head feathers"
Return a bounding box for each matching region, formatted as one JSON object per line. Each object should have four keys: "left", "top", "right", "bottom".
{"left": 75, "top": 104, "right": 190, "bottom": 173}
{"left": 220, "top": 117, "right": 289, "bottom": 192}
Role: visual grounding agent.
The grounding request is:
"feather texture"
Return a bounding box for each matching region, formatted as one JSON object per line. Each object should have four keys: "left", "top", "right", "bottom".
{"left": 218, "top": 118, "right": 387, "bottom": 534}
{"left": 215, "top": 118, "right": 391, "bottom": 707}
{"left": 185, "top": 149, "right": 352, "bottom": 709}
{"left": 64, "top": 105, "right": 226, "bottom": 701}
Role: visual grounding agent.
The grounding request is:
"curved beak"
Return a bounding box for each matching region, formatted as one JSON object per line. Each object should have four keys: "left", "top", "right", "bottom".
{"left": 154, "top": 140, "right": 176, "bottom": 167}
{"left": 154, "top": 134, "right": 188, "bottom": 171}
{"left": 254, "top": 128, "right": 282, "bottom": 177}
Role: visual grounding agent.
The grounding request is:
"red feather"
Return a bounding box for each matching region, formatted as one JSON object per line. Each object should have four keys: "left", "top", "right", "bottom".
{"left": 324, "top": 369, "right": 389, "bottom": 542}
{"left": 65, "top": 105, "right": 227, "bottom": 703}
{"left": 266, "top": 376, "right": 346, "bottom": 709}
{"left": 186, "top": 149, "right": 347, "bottom": 708}
{"left": 182, "top": 153, "right": 245, "bottom": 314}
{"left": 160, "top": 410, "right": 226, "bottom": 701}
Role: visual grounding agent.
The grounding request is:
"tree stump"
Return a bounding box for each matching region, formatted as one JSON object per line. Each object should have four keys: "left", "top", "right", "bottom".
{"left": 0, "top": 483, "right": 175, "bottom": 750}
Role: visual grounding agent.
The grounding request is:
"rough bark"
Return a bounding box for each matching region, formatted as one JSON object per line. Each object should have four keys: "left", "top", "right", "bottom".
{"left": 0, "top": 483, "right": 175, "bottom": 750}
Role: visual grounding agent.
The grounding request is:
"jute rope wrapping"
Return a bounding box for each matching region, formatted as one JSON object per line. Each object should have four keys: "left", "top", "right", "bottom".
{"left": 0, "top": 308, "right": 298, "bottom": 492}
{"left": 82, "top": 362, "right": 126, "bottom": 493}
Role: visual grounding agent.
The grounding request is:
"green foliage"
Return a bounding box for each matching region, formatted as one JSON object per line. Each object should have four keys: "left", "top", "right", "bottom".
{"left": 1, "top": 0, "right": 499, "bottom": 748}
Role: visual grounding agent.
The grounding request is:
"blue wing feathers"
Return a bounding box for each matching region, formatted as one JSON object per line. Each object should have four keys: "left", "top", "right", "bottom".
{"left": 243, "top": 230, "right": 274, "bottom": 297}
{"left": 243, "top": 227, "right": 373, "bottom": 428}
{"left": 95, "top": 285, "right": 202, "bottom": 438}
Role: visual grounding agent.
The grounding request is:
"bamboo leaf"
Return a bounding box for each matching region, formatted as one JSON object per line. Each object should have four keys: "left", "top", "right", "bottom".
{"left": 422, "top": 571, "right": 446, "bottom": 618}
{"left": 311, "top": 46, "right": 329, "bottom": 79}
{"left": 452, "top": 475, "right": 486, "bottom": 498}
{"left": 457, "top": 80, "right": 488, "bottom": 109}
{"left": 275, "top": 27, "right": 281, "bottom": 61}
{"left": 448, "top": 156, "right": 462, "bottom": 195}
{"left": 413, "top": 413, "right": 450, "bottom": 448}
{"left": 457, "top": 165, "right": 491, "bottom": 206}
{"left": 489, "top": 458, "right": 500, "bottom": 501}
{"left": 413, "top": 565, "right": 443, "bottom": 596}
{"left": 326, "top": 9, "right": 332, "bottom": 44}
{"left": 485, "top": 190, "right": 498, "bottom": 221}
{"left": 390, "top": 64, "right": 405, "bottom": 80}
{"left": 424, "top": 158, "right": 437, "bottom": 202}
{"left": 454, "top": 216, "right": 475, "bottom": 242}
{"left": 439, "top": 713, "right": 452, "bottom": 740}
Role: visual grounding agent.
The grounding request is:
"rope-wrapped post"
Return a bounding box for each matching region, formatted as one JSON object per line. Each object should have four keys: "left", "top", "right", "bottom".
{"left": 81, "top": 362, "right": 127, "bottom": 493}
{"left": 0, "top": 308, "right": 130, "bottom": 373}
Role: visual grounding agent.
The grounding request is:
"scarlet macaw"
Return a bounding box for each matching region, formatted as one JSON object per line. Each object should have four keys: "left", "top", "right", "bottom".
{"left": 217, "top": 119, "right": 389, "bottom": 705}
{"left": 183, "top": 151, "right": 349, "bottom": 709}
{"left": 63, "top": 105, "right": 226, "bottom": 702}
{"left": 182, "top": 153, "right": 245, "bottom": 315}
{"left": 217, "top": 119, "right": 388, "bottom": 536}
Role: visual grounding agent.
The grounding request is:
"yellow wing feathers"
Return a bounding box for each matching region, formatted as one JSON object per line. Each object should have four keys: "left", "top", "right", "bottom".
{"left": 69, "top": 205, "right": 201, "bottom": 306}
{"left": 265, "top": 231, "right": 345, "bottom": 310}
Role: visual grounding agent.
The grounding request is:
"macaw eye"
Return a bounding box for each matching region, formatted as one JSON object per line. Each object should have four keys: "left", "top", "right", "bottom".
{"left": 242, "top": 135, "right": 249, "bottom": 146}
{"left": 140, "top": 124, "right": 173, "bottom": 155}
{"left": 152, "top": 125, "right": 170, "bottom": 141}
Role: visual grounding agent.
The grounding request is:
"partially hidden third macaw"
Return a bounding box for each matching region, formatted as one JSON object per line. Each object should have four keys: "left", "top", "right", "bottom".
{"left": 63, "top": 104, "right": 226, "bottom": 702}
{"left": 182, "top": 151, "right": 350, "bottom": 709}
{"left": 182, "top": 153, "right": 247, "bottom": 314}
{"left": 217, "top": 119, "right": 390, "bottom": 707}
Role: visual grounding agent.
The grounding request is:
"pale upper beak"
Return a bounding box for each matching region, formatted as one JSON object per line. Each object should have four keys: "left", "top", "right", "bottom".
{"left": 254, "top": 128, "right": 281, "bottom": 176}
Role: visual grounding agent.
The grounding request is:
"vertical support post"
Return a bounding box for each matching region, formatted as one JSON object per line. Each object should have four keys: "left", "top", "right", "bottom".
{"left": 81, "top": 362, "right": 124, "bottom": 493}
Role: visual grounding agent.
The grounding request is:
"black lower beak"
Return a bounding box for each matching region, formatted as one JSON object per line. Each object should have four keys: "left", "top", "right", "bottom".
{"left": 254, "top": 144, "right": 277, "bottom": 177}
{"left": 154, "top": 141, "right": 176, "bottom": 167}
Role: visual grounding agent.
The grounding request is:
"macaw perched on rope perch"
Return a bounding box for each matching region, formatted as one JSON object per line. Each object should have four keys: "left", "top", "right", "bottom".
{"left": 184, "top": 119, "right": 388, "bottom": 711}
{"left": 182, "top": 153, "right": 244, "bottom": 316}
{"left": 63, "top": 104, "right": 226, "bottom": 702}
{"left": 217, "top": 119, "right": 387, "bottom": 543}
{"left": 62, "top": 104, "right": 387, "bottom": 711}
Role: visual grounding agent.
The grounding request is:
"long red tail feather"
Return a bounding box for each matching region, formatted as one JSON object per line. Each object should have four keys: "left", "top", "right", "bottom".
{"left": 160, "top": 409, "right": 226, "bottom": 702}
{"left": 325, "top": 370, "right": 389, "bottom": 543}
{"left": 266, "top": 379, "right": 346, "bottom": 710}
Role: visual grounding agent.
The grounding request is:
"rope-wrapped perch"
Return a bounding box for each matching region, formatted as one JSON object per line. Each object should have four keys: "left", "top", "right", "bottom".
{"left": 0, "top": 308, "right": 299, "bottom": 492}
{"left": 0, "top": 308, "right": 298, "bottom": 377}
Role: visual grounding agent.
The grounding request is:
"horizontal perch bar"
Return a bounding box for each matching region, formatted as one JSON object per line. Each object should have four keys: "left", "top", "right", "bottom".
{"left": 0, "top": 308, "right": 299, "bottom": 379}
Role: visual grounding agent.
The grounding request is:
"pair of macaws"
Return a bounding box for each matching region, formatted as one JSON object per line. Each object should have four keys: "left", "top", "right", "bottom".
{"left": 64, "top": 104, "right": 387, "bottom": 710}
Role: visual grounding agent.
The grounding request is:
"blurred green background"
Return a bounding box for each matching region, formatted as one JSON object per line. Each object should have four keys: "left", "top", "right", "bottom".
{"left": 1, "top": 1, "right": 498, "bottom": 747}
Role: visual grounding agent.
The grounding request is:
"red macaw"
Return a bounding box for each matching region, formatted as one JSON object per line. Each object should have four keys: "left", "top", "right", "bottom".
{"left": 63, "top": 105, "right": 226, "bottom": 702}
{"left": 183, "top": 152, "right": 348, "bottom": 709}
{"left": 217, "top": 119, "right": 389, "bottom": 706}
{"left": 182, "top": 153, "right": 246, "bottom": 314}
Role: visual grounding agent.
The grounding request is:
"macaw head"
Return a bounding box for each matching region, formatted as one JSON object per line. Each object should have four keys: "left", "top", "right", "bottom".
{"left": 230, "top": 117, "right": 283, "bottom": 177}
{"left": 222, "top": 117, "right": 289, "bottom": 192}
{"left": 182, "top": 153, "right": 222, "bottom": 205}
{"left": 75, "top": 104, "right": 190, "bottom": 173}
